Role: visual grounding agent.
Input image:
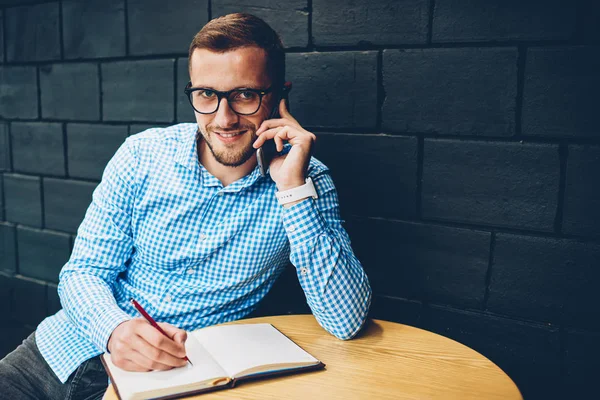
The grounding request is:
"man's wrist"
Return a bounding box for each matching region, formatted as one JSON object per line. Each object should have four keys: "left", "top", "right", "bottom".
{"left": 276, "top": 179, "right": 305, "bottom": 192}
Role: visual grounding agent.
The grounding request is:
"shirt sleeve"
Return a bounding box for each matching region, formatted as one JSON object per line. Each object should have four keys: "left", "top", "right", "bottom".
{"left": 281, "top": 170, "right": 372, "bottom": 340}
{"left": 57, "top": 140, "right": 137, "bottom": 352}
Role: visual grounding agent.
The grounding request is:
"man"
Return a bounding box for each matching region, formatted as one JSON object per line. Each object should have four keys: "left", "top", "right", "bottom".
{"left": 0, "top": 13, "right": 371, "bottom": 399}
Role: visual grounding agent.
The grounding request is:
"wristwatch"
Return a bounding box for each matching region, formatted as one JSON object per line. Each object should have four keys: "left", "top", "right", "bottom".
{"left": 276, "top": 177, "right": 318, "bottom": 206}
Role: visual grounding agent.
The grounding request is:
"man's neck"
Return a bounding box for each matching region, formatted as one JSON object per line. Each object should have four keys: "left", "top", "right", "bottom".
{"left": 197, "top": 136, "right": 256, "bottom": 187}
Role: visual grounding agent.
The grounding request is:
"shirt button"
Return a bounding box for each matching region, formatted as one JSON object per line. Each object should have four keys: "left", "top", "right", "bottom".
{"left": 288, "top": 225, "right": 297, "bottom": 233}
{"left": 200, "top": 232, "right": 207, "bottom": 241}
{"left": 300, "top": 267, "right": 309, "bottom": 275}
{"left": 186, "top": 268, "right": 194, "bottom": 275}
{"left": 217, "top": 192, "right": 224, "bottom": 196}
{"left": 165, "top": 294, "right": 173, "bottom": 302}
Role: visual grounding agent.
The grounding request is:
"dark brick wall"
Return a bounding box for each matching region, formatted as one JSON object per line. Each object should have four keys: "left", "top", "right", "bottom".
{"left": 1, "top": 1, "right": 598, "bottom": 399}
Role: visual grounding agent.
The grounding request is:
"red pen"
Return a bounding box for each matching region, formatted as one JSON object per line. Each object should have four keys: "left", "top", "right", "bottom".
{"left": 130, "top": 298, "right": 193, "bottom": 366}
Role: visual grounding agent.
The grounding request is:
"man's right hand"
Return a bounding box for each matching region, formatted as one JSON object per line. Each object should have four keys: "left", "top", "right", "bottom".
{"left": 107, "top": 318, "right": 189, "bottom": 372}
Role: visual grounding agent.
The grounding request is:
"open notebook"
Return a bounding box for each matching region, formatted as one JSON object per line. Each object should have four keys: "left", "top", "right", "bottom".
{"left": 101, "top": 323, "right": 325, "bottom": 400}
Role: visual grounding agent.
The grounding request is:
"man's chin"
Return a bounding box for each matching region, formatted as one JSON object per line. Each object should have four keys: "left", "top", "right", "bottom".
{"left": 210, "top": 143, "right": 256, "bottom": 167}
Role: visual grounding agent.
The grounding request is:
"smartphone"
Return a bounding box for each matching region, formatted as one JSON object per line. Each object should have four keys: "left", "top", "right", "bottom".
{"left": 257, "top": 82, "right": 292, "bottom": 177}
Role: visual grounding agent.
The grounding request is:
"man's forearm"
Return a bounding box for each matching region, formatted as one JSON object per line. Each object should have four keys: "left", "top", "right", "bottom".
{"left": 58, "top": 270, "right": 131, "bottom": 352}
{"left": 284, "top": 198, "right": 372, "bottom": 340}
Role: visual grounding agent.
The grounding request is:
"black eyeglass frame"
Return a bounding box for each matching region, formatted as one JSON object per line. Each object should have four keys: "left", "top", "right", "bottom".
{"left": 184, "top": 81, "right": 274, "bottom": 116}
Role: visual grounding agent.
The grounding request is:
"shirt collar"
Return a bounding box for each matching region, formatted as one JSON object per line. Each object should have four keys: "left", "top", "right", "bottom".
{"left": 174, "top": 124, "right": 200, "bottom": 172}
{"left": 174, "top": 124, "right": 268, "bottom": 190}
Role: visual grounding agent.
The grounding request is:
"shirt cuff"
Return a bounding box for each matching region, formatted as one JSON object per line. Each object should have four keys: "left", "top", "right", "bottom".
{"left": 90, "top": 305, "right": 132, "bottom": 352}
{"left": 282, "top": 197, "right": 328, "bottom": 248}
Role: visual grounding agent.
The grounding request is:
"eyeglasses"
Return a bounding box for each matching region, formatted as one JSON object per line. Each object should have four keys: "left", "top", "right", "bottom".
{"left": 184, "top": 82, "right": 273, "bottom": 115}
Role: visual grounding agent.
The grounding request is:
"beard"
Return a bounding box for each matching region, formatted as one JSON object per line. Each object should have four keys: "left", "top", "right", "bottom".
{"left": 197, "top": 122, "right": 258, "bottom": 167}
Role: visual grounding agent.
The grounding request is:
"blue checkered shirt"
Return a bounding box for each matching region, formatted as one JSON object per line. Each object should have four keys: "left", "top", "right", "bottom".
{"left": 35, "top": 123, "right": 371, "bottom": 383}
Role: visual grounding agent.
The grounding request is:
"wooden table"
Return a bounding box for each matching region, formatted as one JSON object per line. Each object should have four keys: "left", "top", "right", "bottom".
{"left": 104, "top": 315, "right": 522, "bottom": 399}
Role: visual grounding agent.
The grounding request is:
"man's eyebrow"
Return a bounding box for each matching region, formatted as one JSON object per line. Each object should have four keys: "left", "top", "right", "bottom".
{"left": 194, "top": 84, "right": 264, "bottom": 90}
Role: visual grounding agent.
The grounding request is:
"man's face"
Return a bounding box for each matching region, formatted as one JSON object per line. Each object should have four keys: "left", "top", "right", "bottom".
{"left": 189, "top": 46, "right": 274, "bottom": 167}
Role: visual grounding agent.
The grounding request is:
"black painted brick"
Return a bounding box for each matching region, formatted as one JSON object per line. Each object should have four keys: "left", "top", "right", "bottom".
{"left": 44, "top": 178, "right": 96, "bottom": 233}
{"left": 5, "top": 2, "right": 60, "bottom": 62}
{"left": 10, "top": 122, "right": 65, "bottom": 176}
{"left": 0, "top": 273, "right": 12, "bottom": 320}
{"left": 3, "top": 174, "right": 41, "bottom": 228}
{"left": 0, "top": 222, "right": 16, "bottom": 274}
{"left": 176, "top": 58, "right": 195, "bottom": 123}
{"left": 423, "top": 305, "right": 561, "bottom": 400}
{"left": 488, "top": 234, "right": 600, "bottom": 330}
{"left": 62, "top": 0, "right": 126, "bottom": 59}
{"left": 12, "top": 275, "right": 47, "bottom": 326}
{"left": 40, "top": 63, "right": 100, "bottom": 120}
{"left": 0, "top": 174, "right": 3, "bottom": 220}
{"left": 0, "top": 0, "right": 49, "bottom": 5}
{"left": 346, "top": 218, "right": 490, "bottom": 308}
{"left": 563, "top": 146, "right": 600, "bottom": 237}
{"left": 0, "top": 123, "right": 9, "bottom": 171}
{"left": 102, "top": 60, "right": 175, "bottom": 122}
{"left": 286, "top": 52, "right": 378, "bottom": 128}
{"left": 313, "top": 133, "right": 417, "bottom": 219}
{"left": 383, "top": 48, "right": 518, "bottom": 136}
{"left": 127, "top": 0, "right": 208, "bottom": 56}
{"left": 564, "top": 329, "right": 600, "bottom": 399}
{"left": 432, "top": 0, "right": 576, "bottom": 43}
{"left": 67, "top": 124, "right": 128, "bottom": 180}
{"left": 212, "top": 0, "right": 308, "bottom": 48}
{"left": 0, "top": 322, "right": 33, "bottom": 360}
{"left": 312, "top": 0, "right": 428, "bottom": 46}
{"left": 47, "top": 283, "right": 60, "bottom": 316}
{"left": 0, "top": 66, "right": 38, "bottom": 119}
{"left": 17, "top": 226, "right": 70, "bottom": 283}
{"left": 522, "top": 46, "right": 600, "bottom": 137}
{"left": 422, "top": 139, "right": 559, "bottom": 231}
{"left": 0, "top": 11, "right": 3, "bottom": 63}
{"left": 369, "top": 296, "right": 422, "bottom": 328}
{"left": 584, "top": 0, "right": 600, "bottom": 43}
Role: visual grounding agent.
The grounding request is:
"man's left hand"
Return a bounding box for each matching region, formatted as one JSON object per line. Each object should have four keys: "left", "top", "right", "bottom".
{"left": 253, "top": 99, "right": 316, "bottom": 192}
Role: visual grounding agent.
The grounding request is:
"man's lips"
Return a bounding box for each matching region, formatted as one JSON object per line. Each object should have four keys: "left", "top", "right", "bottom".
{"left": 213, "top": 129, "right": 248, "bottom": 143}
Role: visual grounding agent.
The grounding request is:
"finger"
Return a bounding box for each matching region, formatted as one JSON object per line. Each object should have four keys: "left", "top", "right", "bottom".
{"left": 252, "top": 126, "right": 282, "bottom": 149}
{"left": 157, "top": 322, "right": 188, "bottom": 345}
{"left": 114, "top": 357, "right": 151, "bottom": 372}
{"left": 129, "top": 332, "right": 186, "bottom": 369}
{"left": 252, "top": 133, "right": 268, "bottom": 149}
{"left": 274, "top": 127, "right": 287, "bottom": 152}
{"left": 279, "top": 99, "right": 297, "bottom": 122}
{"left": 137, "top": 324, "right": 187, "bottom": 359}
{"left": 256, "top": 118, "right": 286, "bottom": 135}
{"left": 257, "top": 126, "right": 294, "bottom": 141}
{"left": 126, "top": 345, "right": 176, "bottom": 371}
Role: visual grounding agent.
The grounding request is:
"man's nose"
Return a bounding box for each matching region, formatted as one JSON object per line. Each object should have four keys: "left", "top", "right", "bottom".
{"left": 213, "top": 98, "right": 239, "bottom": 128}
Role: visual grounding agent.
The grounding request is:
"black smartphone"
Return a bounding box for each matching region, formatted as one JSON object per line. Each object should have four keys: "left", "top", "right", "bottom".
{"left": 257, "top": 82, "right": 292, "bottom": 177}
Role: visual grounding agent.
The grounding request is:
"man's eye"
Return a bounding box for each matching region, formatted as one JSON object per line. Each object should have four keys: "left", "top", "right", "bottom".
{"left": 200, "top": 90, "right": 216, "bottom": 98}
{"left": 235, "top": 91, "right": 257, "bottom": 101}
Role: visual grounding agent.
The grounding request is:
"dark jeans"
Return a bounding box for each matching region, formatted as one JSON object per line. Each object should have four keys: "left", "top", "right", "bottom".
{"left": 0, "top": 332, "right": 108, "bottom": 400}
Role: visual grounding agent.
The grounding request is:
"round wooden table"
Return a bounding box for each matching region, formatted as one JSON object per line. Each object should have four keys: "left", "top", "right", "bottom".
{"left": 103, "top": 315, "right": 522, "bottom": 399}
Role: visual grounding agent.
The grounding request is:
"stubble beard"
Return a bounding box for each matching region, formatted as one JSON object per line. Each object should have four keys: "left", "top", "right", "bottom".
{"left": 198, "top": 123, "right": 258, "bottom": 167}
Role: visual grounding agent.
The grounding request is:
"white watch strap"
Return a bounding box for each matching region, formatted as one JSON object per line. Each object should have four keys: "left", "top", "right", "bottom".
{"left": 276, "top": 177, "right": 318, "bottom": 205}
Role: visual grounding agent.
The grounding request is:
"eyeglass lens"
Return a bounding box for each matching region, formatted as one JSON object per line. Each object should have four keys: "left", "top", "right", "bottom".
{"left": 190, "top": 89, "right": 262, "bottom": 115}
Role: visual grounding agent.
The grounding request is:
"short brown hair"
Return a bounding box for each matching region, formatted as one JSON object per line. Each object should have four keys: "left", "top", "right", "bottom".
{"left": 188, "top": 13, "right": 285, "bottom": 89}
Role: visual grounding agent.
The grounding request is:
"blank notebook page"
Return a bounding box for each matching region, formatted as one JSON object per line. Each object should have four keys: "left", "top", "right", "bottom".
{"left": 191, "top": 323, "right": 319, "bottom": 378}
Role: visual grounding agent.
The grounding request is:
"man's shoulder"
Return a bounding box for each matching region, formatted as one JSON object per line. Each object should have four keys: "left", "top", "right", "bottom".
{"left": 127, "top": 123, "right": 197, "bottom": 150}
